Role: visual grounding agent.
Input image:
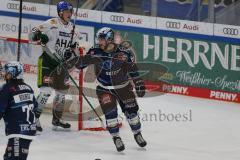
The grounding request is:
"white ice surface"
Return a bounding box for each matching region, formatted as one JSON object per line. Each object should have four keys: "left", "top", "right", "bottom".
{"left": 0, "top": 94, "right": 240, "bottom": 160}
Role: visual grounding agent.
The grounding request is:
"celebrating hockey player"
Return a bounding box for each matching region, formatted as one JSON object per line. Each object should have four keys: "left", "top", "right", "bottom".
{"left": 0, "top": 61, "right": 38, "bottom": 160}
{"left": 73, "top": 27, "right": 147, "bottom": 152}
{"left": 29, "top": 1, "right": 79, "bottom": 131}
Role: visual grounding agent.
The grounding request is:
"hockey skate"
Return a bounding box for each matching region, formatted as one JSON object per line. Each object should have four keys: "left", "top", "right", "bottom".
{"left": 134, "top": 132, "right": 147, "bottom": 147}
{"left": 36, "top": 118, "right": 43, "bottom": 132}
{"left": 52, "top": 119, "right": 71, "bottom": 131}
{"left": 113, "top": 136, "right": 125, "bottom": 152}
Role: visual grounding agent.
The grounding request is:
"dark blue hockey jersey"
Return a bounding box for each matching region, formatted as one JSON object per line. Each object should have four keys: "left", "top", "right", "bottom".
{"left": 0, "top": 79, "right": 38, "bottom": 139}
{"left": 76, "top": 47, "right": 140, "bottom": 87}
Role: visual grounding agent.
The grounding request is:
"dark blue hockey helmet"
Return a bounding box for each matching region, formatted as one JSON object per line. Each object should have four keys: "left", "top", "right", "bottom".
{"left": 57, "top": 1, "right": 73, "bottom": 15}
{"left": 3, "top": 61, "right": 24, "bottom": 79}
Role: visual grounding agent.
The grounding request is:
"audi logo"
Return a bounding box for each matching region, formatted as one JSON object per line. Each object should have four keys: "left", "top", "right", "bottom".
{"left": 7, "top": 3, "right": 19, "bottom": 10}
{"left": 223, "top": 28, "right": 238, "bottom": 36}
{"left": 166, "top": 21, "right": 181, "bottom": 29}
{"left": 110, "top": 15, "right": 124, "bottom": 23}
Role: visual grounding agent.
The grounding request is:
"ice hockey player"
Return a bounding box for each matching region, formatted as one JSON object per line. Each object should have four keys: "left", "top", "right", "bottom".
{"left": 0, "top": 61, "right": 38, "bottom": 160}
{"left": 73, "top": 27, "right": 147, "bottom": 152}
{"left": 29, "top": 1, "right": 79, "bottom": 131}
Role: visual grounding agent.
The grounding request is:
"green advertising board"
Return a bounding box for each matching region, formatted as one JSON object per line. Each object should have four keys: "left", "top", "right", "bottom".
{"left": 95, "top": 27, "right": 240, "bottom": 94}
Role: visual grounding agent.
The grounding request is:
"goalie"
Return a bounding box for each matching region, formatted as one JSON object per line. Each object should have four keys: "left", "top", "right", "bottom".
{"left": 29, "top": 1, "right": 79, "bottom": 131}
{"left": 73, "top": 27, "right": 147, "bottom": 152}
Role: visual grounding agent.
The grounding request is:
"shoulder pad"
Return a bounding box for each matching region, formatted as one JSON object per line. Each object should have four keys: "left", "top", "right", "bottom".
{"left": 46, "top": 18, "right": 58, "bottom": 26}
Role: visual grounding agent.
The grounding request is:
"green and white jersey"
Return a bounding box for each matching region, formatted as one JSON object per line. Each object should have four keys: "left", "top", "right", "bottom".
{"left": 38, "top": 18, "right": 78, "bottom": 61}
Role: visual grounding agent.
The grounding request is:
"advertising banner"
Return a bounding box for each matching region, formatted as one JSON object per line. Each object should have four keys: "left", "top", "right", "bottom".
{"left": 214, "top": 24, "right": 240, "bottom": 39}
{"left": 157, "top": 17, "right": 213, "bottom": 35}
{"left": 0, "top": 4, "right": 239, "bottom": 103}
{"left": 102, "top": 11, "right": 156, "bottom": 29}
{"left": 49, "top": 6, "right": 102, "bottom": 23}
{"left": 98, "top": 28, "right": 240, "bottom": 102}
{"left": 0, "top": 1, "right": 50, "bottom": 16}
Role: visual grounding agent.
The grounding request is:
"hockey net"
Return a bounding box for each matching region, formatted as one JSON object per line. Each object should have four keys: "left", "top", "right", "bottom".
{"left": 0, "top": 36, "right": 107, "bottom": 131}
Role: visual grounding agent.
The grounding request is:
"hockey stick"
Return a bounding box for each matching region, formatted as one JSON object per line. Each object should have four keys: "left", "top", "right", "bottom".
{"left": 68, "top": 0, "right": 104, "bottom": 126}
{"left": 43, "top": 45, "right": 104, "bottom": 126}
{"left": 69, "top": 0, "right": 81, "bottom": 49}
{"left": 17, "top": 0, "right": 23, "bottom": 61}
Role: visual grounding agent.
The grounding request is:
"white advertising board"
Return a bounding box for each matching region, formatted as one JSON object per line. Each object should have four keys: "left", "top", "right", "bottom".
{"left": 102, "top": 11, "right": 156, "bottom": 29}
{"left": 157, "top": 17, "right": 213, "bottom": 35}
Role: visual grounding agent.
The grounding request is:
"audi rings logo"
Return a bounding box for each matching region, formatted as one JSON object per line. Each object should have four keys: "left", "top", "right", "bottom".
{"left": 166, "top": 21, "right": 181, "bottom": 29}
{"left": 7, "top": 3, "right": 19, "bottom": 10}
{"left": 223, "top": 28, "right": 238, "bottom": 36}
{"left": 110, "top": 15, "right": 124, "bottom": 23}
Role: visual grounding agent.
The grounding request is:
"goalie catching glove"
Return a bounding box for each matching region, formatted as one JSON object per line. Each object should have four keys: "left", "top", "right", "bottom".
{"left": 134, "top": 78, "right": 146, "bottom": 97}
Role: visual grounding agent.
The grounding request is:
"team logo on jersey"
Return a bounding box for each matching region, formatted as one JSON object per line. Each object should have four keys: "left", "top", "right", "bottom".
{"left": 102, "top": 60, "right": 112, "bottom": 70}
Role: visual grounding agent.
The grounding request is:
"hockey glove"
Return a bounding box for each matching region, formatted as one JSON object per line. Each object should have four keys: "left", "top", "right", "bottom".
{"left": 134, "top": 78, "right": 146, "bottom": 97}
{"left": 40, "top": 33, "right": 49, "bottom": 45}
{"left": 31, "top": 27, "right": 49, "bottom": 45}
